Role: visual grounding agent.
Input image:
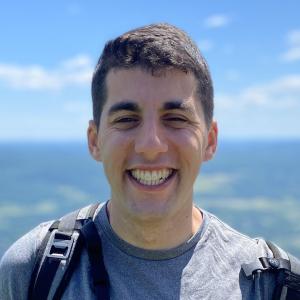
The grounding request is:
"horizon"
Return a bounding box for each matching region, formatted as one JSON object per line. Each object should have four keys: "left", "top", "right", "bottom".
{"left": 0, "top": 137, "right": 300, "bottom": 144}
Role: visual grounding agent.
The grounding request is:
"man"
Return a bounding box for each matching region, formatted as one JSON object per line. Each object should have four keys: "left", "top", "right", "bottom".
{"left": 0, "top": 23, "right": 298, "bottom": 299}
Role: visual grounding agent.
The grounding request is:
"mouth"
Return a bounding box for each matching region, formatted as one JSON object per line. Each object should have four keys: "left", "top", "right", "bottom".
{"left": 127, "top": 168, "right": 176, "bottom": 186}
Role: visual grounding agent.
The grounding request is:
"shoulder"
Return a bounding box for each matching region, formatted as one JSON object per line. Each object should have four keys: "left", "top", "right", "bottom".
{"left": 0, "top": 221, "right": 53, "bottom": 300}
{"left": 202, "top": 211, "right": 273, "bottom": 262}
{"left": 200, "top": 211, "right": 283, "bottom": 298}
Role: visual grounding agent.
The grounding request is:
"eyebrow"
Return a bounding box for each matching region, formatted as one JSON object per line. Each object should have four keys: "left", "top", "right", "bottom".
{"left": 108, "top": 101, "right": 140, "bottom": 116}
{"left": 163, "top": 100, "right": 195, "bottom": 114}
{"left": 107, "top": 100, "right": 195, "bottom": 116}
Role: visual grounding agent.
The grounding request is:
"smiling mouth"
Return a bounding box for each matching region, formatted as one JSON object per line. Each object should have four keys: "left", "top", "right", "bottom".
{"left": 127, "top": 168, "right": 176, "bottom": 186}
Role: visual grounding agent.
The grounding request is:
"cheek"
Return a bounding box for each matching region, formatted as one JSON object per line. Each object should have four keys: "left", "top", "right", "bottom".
{"left": 171, "top": 129, "right": 206, "bottom": 159}
{"left": 100, "top": 135, "right": 131, "bottom": 189}
{"left": 100, "top": 131, "right": 133, "bottom": 163}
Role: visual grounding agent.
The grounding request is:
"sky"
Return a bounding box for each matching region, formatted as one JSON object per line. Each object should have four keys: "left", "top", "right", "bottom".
{"left": 0, "top": 0, "right": 299, "bottom": 141}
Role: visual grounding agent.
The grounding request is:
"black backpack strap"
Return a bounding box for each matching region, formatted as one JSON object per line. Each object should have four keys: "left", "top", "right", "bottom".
{"left": 266, "top": 241, "right": 300, "bottom": 300}
{"left": 28, "top": 203, "right": 102, "bottom": 300}
{"left": 242, "top": 240, "right": 300, "bottom": 300}
{"left": 28, "top": 222, "right": 58, "bottom": 299}
{"left": 284, "top": 257, "right": 300, "bottom": 300}
{"left": 28, "top": 209, "right": 81, "bottom": 300}
{"left": 52, "top": 204, "right": 102, "bottom": 300}
{"left": 266, "top": 241, "right": 287, "bottom": 258}
{"left": 80, "top": 219, "right": 109, "bottom": 300}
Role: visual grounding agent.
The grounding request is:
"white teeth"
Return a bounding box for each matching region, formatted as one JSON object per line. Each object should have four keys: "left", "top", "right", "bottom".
{"left": 129, "top": 168, "right": 173, "bottom": 186}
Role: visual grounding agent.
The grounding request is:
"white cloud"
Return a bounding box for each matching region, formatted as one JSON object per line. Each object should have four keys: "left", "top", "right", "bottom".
{"left": 215, "top": 74, "right": 300, "bottom": 138}
{"left": 287, "top": 30, "right": 300, "bottom": 45}
{"left": 0, "top": 54, "right": 94, "bottom": 90}
{"left": 217, "top": 74, "right": 300, "bottom": 109}
{"left": 61, "top": 55, "right": 92, "bottom": 69}
{"left": 281, "top": 29, "right": 300, "bottom": 62}
{"left": 204, "top": 14, "right": 230, "bottom": 29}
{"left": 281, "top": 47, "right": 300, "bottom": 62}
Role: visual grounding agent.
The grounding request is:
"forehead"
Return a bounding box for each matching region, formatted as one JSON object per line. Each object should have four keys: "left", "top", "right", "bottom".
{"left": 104, "top": 68, "right": 200, "bottom": 110}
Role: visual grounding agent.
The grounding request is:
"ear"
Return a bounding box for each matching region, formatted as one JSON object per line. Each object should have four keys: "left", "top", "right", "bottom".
{"left": 204, "top": 121, "right": 218, "bottom": 162}
{"left": 87, "top": 120, "right": 102, "bottom": 161}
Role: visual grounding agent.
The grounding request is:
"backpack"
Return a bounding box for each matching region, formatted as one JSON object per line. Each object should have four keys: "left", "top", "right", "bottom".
{"left": 28, "top": 204, "right": 300, "bottom": 300}
{"left": 242, "top": 241, "right": 300, "bottom": 299}
{"left": 28, "top": 203, "right": 109, "bottom": 300}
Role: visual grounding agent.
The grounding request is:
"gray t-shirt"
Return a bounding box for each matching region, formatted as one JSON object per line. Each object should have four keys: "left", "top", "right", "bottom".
{"left": 0, "top": 203, "right": 276, "bottom": 299}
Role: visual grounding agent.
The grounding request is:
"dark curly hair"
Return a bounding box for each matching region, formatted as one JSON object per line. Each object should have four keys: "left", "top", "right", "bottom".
{"left": 92, "top": 23, "right": 214, "bottom": 127}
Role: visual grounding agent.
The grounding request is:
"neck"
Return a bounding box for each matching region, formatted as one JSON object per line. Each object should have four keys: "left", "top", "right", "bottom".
{"left": 107, "top": 201, "right": 202, "bottom": 250}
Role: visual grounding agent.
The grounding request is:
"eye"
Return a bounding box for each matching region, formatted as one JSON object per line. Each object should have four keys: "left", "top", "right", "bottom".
{"left": 165, "top": 117, "right": 187, "bottom": 122}
{"left": 163, "top": 115, "right": 188, "bottom": 128}
{"left": 115, "top": 117, "right": 138, "bottom": 123}
{"left": 112, "top": 116, "right": 140, "bottom": 129}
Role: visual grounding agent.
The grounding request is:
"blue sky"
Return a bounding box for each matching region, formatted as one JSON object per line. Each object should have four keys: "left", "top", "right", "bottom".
{"left": 0, "top": 1, "right": 299, "bottom": 141}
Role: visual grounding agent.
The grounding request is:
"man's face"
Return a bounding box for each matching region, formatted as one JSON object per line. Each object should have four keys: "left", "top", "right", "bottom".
{"left": 88, "top": 68, "right": 217, "bottom": 221}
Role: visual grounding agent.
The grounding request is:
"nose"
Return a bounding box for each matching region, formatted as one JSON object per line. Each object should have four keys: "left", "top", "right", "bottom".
{"left": 134, "top": 119, "right": 168, "bottom": 159}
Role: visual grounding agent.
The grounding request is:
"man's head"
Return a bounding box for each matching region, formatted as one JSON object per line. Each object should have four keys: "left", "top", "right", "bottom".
{"left": 88, "top": 23, "right": 218, "bottom": 227}
{"left": 91, "top": 23, "right": 214, "bottom": 128}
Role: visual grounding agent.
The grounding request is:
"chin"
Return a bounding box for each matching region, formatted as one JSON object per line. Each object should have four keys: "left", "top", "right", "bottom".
{"left": 126, "top": 197, "right": 177, "bottom": 221}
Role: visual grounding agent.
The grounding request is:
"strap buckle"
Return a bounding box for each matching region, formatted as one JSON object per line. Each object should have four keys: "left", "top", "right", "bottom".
{"left": 242, "top": 258, "right": 267, "bottom": 279}
{"left": 46, "top": 231, "right": 74, "bottom": 260}
{"left": 242, "top": 257, "right": 291, "bottom": 279}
